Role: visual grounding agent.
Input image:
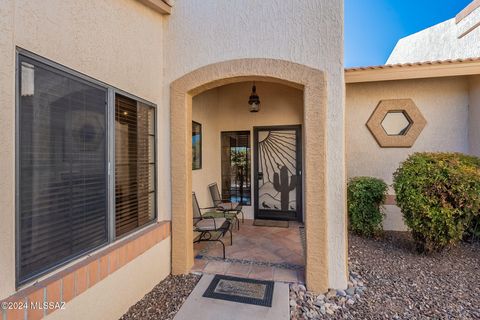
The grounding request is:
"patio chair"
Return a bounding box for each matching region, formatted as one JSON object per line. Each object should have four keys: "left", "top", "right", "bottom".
{"left": 192, "top": 192, "right": 232, "bottom": 259}
{"left": 202, "top": 205, "right": 241, "bottom": 231}
{"left": 208, "top": 182, "right": 245, "bottom": 227}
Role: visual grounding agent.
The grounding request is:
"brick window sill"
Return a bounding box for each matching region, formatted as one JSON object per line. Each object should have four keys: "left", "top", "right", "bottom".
{"left": 1, "top": 220, "right": 171, "bottom": 320}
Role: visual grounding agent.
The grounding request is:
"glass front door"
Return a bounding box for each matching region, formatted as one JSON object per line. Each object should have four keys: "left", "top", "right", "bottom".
{"left": 253, "top": 125, "right": 302, "bottom": 221}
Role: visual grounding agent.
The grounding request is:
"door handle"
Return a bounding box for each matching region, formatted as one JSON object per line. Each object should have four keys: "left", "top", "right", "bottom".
{"left": 258, "top": 172, "right": 263, "bottom": 180}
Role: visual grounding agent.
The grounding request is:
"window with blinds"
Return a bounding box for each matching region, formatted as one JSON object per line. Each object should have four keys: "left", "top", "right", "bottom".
{"left": 17, "top": 56, "right": 108, "bottom": 284}
{"left": 115, "top": 94, "right": 156, "bottom": 237}
{"left": 221, "top": 131, "right": 251, "bottom": 205}
{"left": 16, "top": 52, "right": 157, "bottom": 285}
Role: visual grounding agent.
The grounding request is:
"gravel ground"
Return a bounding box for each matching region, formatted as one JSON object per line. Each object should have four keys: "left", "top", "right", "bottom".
{"left": 292, "top": 232, "right": 480, "bottom": 319}
{"left": 342, "top": 233, "right": 479, "bottom": 319}
{"left": 119, "top": 274, "right": 200, "bottom": 320}
{"left": 119, "top": 233, "right": 479, "bottom": 320}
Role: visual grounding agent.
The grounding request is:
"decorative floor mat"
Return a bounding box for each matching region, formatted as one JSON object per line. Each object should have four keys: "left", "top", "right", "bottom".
{"left": 203, "top": 274, "right": 275, "bottom": 307}
{"left": 253, "top": 219, "right": 289, "bottom": 228}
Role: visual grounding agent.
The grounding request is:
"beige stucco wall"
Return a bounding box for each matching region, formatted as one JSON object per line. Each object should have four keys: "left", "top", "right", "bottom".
{"left": 346, "top": 77, "right": 469, "bottom": 231}
{"left": 468, "top": 75, "right": 480, "bottom": 157}
{"left": 45, "top": 238, "right": 171, "bottom": 320}
{"left": 0, "top": 0, "right": 170, "bottom": 301}
{"left": 192, "top": 81, "right": 303, "bottom": 219}
{"left": 192, "top": 89, "right": 222, "bottom": 208}
{"left": 165, "top": 0, "right": 347, "bottom": 289}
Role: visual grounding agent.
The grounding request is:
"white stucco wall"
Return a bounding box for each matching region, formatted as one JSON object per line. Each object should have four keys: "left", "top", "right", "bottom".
{"left": 456, "top": 5, "right": 480, "bottom": 38}
{"left": 165, "top": 0, "right": 347, "bottom": 289}
{"left": 346, "top": 77, "right": 470, "bottom": 230}
{"left": 387, "top": 15, "right": 480, "bottom": 64}
{"left": 0, "top": 0, "right": 170, "bottom": 303}
{"left": 468, "top": 76, "right": 480, "bottom": 157}
{"left": 192, "top": 81, "right": 303, "bottom": 220}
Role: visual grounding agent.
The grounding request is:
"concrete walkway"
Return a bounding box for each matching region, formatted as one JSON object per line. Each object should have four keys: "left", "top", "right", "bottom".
{"left": 174, "top": 274, "right": 290, "bottom": 320}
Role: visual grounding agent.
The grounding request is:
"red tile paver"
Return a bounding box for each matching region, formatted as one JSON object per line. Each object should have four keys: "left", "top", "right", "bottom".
{"left": 273, "top": 267, "right": 298, "bottom": 283}
{"left": 249, "top": 265, "right": 274, "bottom": 281}
{"left": 62, "top": 273, "right": 75, "bottom": 303}
{"left": 99, "top": 255, "right": 109, "bottom": 280}
{"left": 117, "top": 246, "right": 127, "bottom": 269}
{"left": 27, "top": 289, "right": 44, "bottom": 320}
{"left": 87, "top": 260, "right": 99, "bottom": 288}
{"left": 203, "top": 261, "right": 230, "bottom": 274}
{"left": 191, "top": 259, "right": 208, "bottom": 272}
{"left": 297, "top": 269, "right": 306, "bottom": 284}
{"left": 75, "top": 267, "right": 88, "bottom": 296}
{"left": 195, "top": 220, "right": 304, "bottom": 264}
{"left": 5, "top": 298, "right": 25, "bottom": 320}
{"left": 225, "top": 263, "right": 252, "bottom": 277}
{"left": 125, "top": 242, "right": 135, "bottom": 263}
{"left": 193, "top": 219, "right": 305, "bottom": 283}
{"left": 46, "top": 279, "right": 62, "bottom": 314}
{"left": 107, "top": 250, "right": 118, "bottom": 274}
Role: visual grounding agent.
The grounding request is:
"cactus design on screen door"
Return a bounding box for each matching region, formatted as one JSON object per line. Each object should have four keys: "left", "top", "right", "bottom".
{"left": 257, "top": 130, "right": 297, "bottom": 212}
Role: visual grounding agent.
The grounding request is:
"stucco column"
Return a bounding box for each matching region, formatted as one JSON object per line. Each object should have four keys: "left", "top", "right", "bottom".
{"left": 170, "top": 89, "right": 194, "bottom": 274}
{"left": 303, "top": 82, "right": 329, "bottom": 293}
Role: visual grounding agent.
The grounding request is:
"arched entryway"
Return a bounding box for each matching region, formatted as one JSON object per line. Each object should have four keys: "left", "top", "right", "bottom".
{"left": 170, "top": 58, "right": 329, "bottom": 292}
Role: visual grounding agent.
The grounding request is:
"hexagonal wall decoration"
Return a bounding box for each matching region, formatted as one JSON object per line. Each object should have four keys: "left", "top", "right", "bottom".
{"left": 366, "top": 99, "right": 426, "bottom": 148}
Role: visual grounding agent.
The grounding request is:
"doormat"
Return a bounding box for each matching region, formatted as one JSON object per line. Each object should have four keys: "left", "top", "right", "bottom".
{"left": 253, "top": 219, "right": 289, "bottom": 228}
{"left": 203, "top": 275, "right": 274, "bottom": 307}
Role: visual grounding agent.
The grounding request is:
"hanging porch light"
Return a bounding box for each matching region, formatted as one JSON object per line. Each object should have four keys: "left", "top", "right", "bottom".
{"left": 248, "top": 82, "right": 261, "bottom": 112}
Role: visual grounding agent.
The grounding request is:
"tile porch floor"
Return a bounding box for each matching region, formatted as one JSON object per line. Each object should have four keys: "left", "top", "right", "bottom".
{"left": 192, "top": 219, "right": 305, "bottom": 283}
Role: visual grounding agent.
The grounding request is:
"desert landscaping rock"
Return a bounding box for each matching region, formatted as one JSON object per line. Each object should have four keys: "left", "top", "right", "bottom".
{"left": 120, "top": 274, "right": 200, "bottom": 320}
{"left": 290, "top": 232, "right": 480, "bottom": 319}
{"left": 290, "top": 270, "right": 367, "bottom": 319}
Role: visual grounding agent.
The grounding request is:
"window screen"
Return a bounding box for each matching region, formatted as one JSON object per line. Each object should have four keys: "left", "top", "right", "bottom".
{"left": 221, "top": 131, "right": 251, "bottom": 205}
{"left": 115, "top": 94, "right": 156, "bottom": 237}
{"left": 17, "top": 56, "right": 108, "bottom": 284}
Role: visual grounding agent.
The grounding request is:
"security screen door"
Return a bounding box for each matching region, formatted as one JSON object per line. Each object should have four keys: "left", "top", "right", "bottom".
{"left": 253, "top": 125, "right": 302, "bottom": 221}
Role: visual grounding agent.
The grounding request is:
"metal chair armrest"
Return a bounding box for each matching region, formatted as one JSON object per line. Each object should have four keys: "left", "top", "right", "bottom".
{"left": 200, "top": 215, "right": 217, "bottom": 229}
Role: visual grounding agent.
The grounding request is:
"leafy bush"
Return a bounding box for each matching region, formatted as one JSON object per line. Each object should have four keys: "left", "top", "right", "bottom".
{"left": 347, "top": 177, "right": 388, "bottom": 237}
{"left": 393, "top": 152, "right": 480, "bottom": 252}
{"left": 465, "top": 215, "right": 480, "bottom": 242}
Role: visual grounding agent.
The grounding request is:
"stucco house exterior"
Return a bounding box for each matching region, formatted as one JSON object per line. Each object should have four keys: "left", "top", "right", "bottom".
{"left": 347, "top": 1, "right": 480, "bottom": 231}
{"left": 387, "top": 0, "right": 480, "bottom": 64}
{"left": 1, "top": 1, "right": 345, "bottom": 319}
{"left": 0, "top": 0, "right": 479, "bottom": 319}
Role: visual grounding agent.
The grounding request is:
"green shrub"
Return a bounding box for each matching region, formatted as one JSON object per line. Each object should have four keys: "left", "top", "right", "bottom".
{"left": 465, "top": 215, "right": 480, "bottom": 242}
{"left": 393, "top": 152, "right": 480, "bottom": 252}
{"left": 347, "top": 177, "right": 388, "bottom": 237}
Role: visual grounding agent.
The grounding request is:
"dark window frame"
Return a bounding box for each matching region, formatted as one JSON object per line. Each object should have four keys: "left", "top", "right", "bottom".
{"left": 220, "top": 130, "right": 251, "bottom": 206}
{"left": 15, "top": 48, "right": 158, "bottom": 287}
{"left": 192, "top": 121, "right": 202, "bottom": 170}
{"left": 114, "top": 94, "right": 157, "bottom": 238}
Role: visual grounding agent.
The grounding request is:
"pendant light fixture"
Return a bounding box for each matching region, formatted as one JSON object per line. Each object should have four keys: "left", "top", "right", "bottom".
{"left": 248, "top": 82, "right": 260, "bottom": 112}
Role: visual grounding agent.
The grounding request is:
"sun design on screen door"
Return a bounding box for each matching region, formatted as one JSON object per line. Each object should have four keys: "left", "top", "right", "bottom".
{"left": 258, "top": 131, "right": 297, "bottom": 211}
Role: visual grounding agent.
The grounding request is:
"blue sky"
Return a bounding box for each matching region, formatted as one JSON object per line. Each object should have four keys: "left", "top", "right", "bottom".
{"left": 345, "top": 0, "right": 471, "bottom": 67}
